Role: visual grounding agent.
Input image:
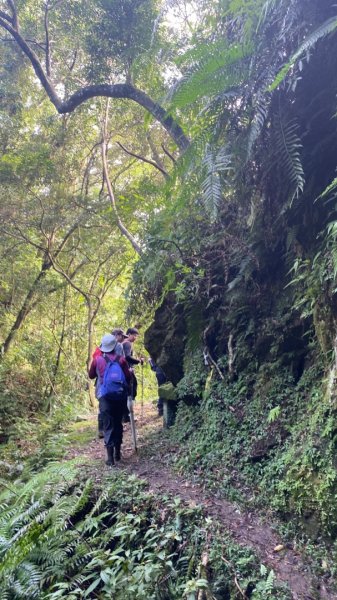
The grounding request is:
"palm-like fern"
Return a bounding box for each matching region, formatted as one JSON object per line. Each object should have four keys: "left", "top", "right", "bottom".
{"left": 202, "top": 144, "right": 232, "bottom": 222}
{"left": 274, "top": 117, "right": 305, "bottom": 202}
{"left": 271, "top": 14, "right": 337, "bottom": 90}
{"left": 0, "top": 462, "right": 214, "bottom": 599}
{"left": 170, "top": 41, "right": 251, "bottom": 110}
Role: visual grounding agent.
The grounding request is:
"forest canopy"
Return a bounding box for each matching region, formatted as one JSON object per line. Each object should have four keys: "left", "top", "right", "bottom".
{"left": 0, "top": 0, "right": 336, "bottom": 404}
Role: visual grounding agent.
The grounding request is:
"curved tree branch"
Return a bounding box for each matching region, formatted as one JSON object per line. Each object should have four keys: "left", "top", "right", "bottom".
{"left": 0, "top": 9, "right": 190, "bottom": 151}
{"left": 162, "top": 143, "right": 177, "bottom": 164}
{"left": 116, "top": 141, "right": 168, "bottom": 178}
{"left": 0, "top": 10, "right": 13, "bottom": 24}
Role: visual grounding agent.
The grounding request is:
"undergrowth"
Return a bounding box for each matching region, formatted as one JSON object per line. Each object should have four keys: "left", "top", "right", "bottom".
{"left": 168, "top": 357, "right": 337, "bottom": 582}
{"left": 0, "top": 406, "right": 93, "bottom": 482}
{"left": 0, "top": 459, "right": 290, "bottom": 599}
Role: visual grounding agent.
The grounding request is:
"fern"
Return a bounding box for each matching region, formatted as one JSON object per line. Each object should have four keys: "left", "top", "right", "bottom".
{"left": 246, "top": 90, "right": 270, "bottom": 160}
{"left": 270, "top": 15, "right": 337, "bottom": 90}
{"left": 256, "top": 0, "right": 278, "bottom": 31}
{"left": 274, "top": 117, "right": 305, "bottom": 202}
{"left": 317, "top": 177, "right": 337, "bottom": 202}
{"left": 171, "top": 43, "right": 251, "bottom": 109}
{"left": 202, "top": 145, "right": 232, "bottom": 222}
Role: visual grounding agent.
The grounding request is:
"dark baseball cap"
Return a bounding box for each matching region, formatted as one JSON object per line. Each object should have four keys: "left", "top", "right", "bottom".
{"left": 111, "top": 328, "right": 128, "bottom": 338}
{"left": 126, "top": 327, "right": 139, "bottom": 335}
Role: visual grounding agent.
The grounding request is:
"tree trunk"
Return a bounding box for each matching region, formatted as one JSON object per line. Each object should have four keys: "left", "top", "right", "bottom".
{"left": 1, "top": 263, "right": 50, "bottom": 356}
{"left": 47, "top": 287, "right": 68, "bottom": 400}
{"left": 87, "top": 301, "right": 96, "bottom": 408}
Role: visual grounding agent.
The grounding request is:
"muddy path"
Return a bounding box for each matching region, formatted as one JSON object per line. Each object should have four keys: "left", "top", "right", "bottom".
{"left": 69, "top": 404, "right": 337, "bottom": 600}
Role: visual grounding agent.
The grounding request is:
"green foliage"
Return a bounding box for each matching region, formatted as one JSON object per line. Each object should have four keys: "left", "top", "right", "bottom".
{"left": 85, "top": 0, "right": 159, "bottom": 80}
{"left": 171, "top": 41, "right": 251, "bottom": 109}
{"left": 168, "top": 347, "right": 337, "bottom": 540}
{"left": 201, "top": 144, "right": 232, "bottom": 222}
{"left": 270, "top": 15, "right": 337, "bottom": 91}
{"left": 0, "top": 458, "right": 289, "bottom": 599}
{"left": 176, "top": 350, "right": 208, "bottom": 400}
{"left": 1, "top": 2, "right": 337, "bottom": 591}
{"left": 273, "top": 118, "right": 305, "bottom": 203}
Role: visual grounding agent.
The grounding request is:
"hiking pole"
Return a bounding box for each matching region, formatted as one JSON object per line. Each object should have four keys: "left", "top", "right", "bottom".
{"left": 141, "top": 360, "right": 144, "bottom": 420}
{"left": 128, "top": 395, "right": 137, "bottom": 453}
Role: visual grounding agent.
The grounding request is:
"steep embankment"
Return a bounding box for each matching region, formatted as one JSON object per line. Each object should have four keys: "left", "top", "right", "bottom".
{"left": 134, "top": 4, "right": 337, "bottom": 571}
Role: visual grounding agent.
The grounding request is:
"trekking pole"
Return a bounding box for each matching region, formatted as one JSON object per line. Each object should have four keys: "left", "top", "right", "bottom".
{"left": 128, "top": 376, "right": 137, "bottom": 453}
{"left": 128, "top": 396, "right": 137, "bottom": 453}
{"left": 141, "top": 361, "right": 144, "bottom": 420}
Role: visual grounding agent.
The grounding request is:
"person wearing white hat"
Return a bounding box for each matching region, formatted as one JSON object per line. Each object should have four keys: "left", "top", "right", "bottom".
{"left": 88, "top": 334, "right": 132, "bottom": 466}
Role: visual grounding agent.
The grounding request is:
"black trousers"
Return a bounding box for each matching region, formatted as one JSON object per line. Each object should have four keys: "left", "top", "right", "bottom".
{"left": 130, "top": 372, "right": 138, "bottom": 398}
{"left": 99, "top": 393, "right": 127, "bottom": 448}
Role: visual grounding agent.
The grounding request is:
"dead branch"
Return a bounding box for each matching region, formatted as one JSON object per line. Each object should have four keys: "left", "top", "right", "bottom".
{"left": 221, "top": 556, "right": 247, "bottom": 598}
{"left": 147, "top": 133, "right": 167, "bottom": 174}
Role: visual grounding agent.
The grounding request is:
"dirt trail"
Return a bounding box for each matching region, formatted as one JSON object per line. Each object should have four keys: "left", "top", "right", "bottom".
{"left": 71, "top": 405, "right": 337, "bottom": 600}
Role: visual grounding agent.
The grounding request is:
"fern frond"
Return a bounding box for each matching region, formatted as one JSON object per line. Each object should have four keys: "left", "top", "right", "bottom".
{"left": 274, "top": 118, "right": 305, "bottom": 201}
{"left": 256, "top": 0, "right": 278, "bottom": 31}
{"left": 171, "top": 44, "right": 250, "bottom": 109}
{"left": 246, "top": 91, "right": 270, "bottom": 160}
{"left": 271, "top": 15, "right": 337, "bottom": 90}
{"left": 202, "top": 145, "right": 232, "bottom": 222}
{"left": 317, "top": 177, "right": 337, "bottom": 202}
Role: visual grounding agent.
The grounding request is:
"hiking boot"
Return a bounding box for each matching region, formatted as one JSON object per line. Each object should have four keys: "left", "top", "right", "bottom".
{"left": 115, "top": 445, "right": 121, "bottom": 461}
{"left": 105, "top": 446, "right": 114, "bottom": 466}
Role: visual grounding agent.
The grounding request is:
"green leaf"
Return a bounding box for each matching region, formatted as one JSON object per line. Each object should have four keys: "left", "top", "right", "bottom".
{"left": 270, "top": 16, "right": 337, "bottom": 90}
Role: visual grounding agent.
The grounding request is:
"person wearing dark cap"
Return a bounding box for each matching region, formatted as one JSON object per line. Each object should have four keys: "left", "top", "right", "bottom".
{"left": 88, "top": 334, "right": 131, "bottom": 466}
{"left": 122, "top": 327, "right": 144, "bottom": 403}
{"left": 111, "top": 328, "right": 128, "bottom": 356}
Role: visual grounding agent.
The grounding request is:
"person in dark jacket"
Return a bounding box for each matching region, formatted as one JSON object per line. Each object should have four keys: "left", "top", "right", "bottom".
{"left": 149, "top": 358, "right": 167, "bottom": 416}
{"left": 89, "top": 334, "right": 131, "bottom": 466}
{"left": 122, "top": 327, "right": 144, "bottom": 398}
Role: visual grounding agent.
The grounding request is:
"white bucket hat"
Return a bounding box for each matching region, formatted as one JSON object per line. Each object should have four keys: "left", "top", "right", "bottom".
{"left": 100, "top": 334, "right": 117, "bottom": 353}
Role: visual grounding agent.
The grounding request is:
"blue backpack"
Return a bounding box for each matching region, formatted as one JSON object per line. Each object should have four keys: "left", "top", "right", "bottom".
{"left": 100, "top": 356, "right": 126, "bottom": 397}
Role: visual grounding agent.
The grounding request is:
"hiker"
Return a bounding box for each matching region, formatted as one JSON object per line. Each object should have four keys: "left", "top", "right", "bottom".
{"left": 88, "top": 333, "right": 131, "bottom": 466}
{"left": 111, "top": 328, "right": 128, "bottom": 356}
{"left": 149, "top": 358, "right": 167, "bottom": 417}
{"left": 122, "top": 327, "right": 144, "bottom": 401}
{"left": 94, "top": 328, "right": 127, "bottom": 437}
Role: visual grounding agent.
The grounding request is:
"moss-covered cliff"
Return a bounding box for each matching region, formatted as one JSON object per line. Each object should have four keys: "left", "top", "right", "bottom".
{"left": 141, "top": 1, "right": 337, "bottom": 541}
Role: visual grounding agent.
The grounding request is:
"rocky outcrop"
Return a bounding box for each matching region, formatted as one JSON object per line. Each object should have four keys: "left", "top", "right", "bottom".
{"left": 144, "top": 294, "right": 187, "bottom": 385}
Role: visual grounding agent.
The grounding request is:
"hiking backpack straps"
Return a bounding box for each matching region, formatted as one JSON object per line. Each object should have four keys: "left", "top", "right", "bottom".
{"left": 100, "top": 354, "right": 126, "bottom": 397}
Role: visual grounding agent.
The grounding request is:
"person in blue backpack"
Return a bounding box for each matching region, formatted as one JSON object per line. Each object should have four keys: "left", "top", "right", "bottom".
{"left": 89, "top": 334, "right": 131, "bottom": 466}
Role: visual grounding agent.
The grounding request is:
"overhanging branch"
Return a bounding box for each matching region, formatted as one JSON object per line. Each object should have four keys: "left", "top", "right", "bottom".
{"left": 58, "top": 84, "right": 189, "bottom": 151}
{"left": 0, "top": 7, "right": 190, "bottom": 151}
